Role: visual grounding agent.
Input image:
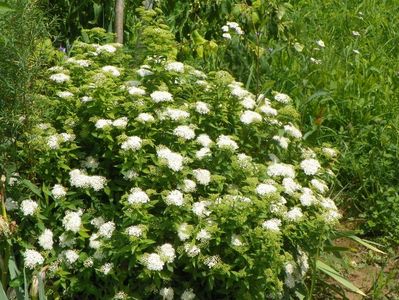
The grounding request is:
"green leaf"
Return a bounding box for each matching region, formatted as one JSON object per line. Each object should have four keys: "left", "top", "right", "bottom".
{"left": 0, "top": 2, "right": 13, "bottom": 13}
{"left": 21, "top": 179, "right": 42, "bottom": 199}
{"left": 38, "top": 275, "right": 46, "bottom": 300}
{"left": 0, "top": 280, "right": 9, "bottom": 300}
{"left": 346, "top": 235, "right": 386, "bottom": 254}
{"left": 316, "top": 260, "right": 366, "bottom": 296}
{"left": 23, "top": 268, "right": 28, "bottom": 300}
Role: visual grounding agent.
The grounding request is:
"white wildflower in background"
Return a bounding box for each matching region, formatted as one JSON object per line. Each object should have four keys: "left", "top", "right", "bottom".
{"left": 262, "top": 218, "right": 282, "bottom": 232}
{"left": 181, "top": 179, "right": 196, "bottom": 193}
{"left": 83, "top": 258, "right": 94, "bottom": 268}
{"left": 157, "top": 147, "right": 184, "bottom": 172}
{"left": 113, "top": 291, "right": 128, "bottom": 300}
{"left": 62, "top": 210, "right": 82, "bottom": 233}
{"left": 284, "top": 124, "right": 302, "bottom": 139}
{"left": 240, "top": 110, "right": 262, "bottom": 124}
{"left": 81, "top": 96, "right": 93, "bottom": 103}
{"left": 298, "top": 249, "right": 309, "bottom": 276}
{"left": 89, "top": 234, "right": 101, "bottom": 249}
{"left": 273, "top": 92, "right": 292, "bottom": 104}
{"left": 195, "top": 101, "right": 210, "bottom": 114}
{"left": 316, "top": 39, "right": 325, "bottom": 48}
{"left": 267, "top": 163, "right": 296, "bottom": 178}
{"left": 113, "top": 117, "right": 128, "bottom": 128}
{"left": 165, "top": 61, "right": 184, "bottom": 73}
{"left": 174, "top": 125, "right": 195, "bottom": 140}
{"left": 286, "top": 207, "right": 303, "bottom": 222}
{"left": 5, "top": 198, "right": 18, "bottom": 211}
{"left": 184, "top": 244, "right": 200, "bottom": 257}
{"left": 204, "top": 255, "right": 220, "bottom": 268}
{"left": 137, "top": 65, "right": 154, "bottom": 77}
{"left": 145, "top": 253, "right": 164, "bottom": 271}
{"left": 69, "top": 169, "right": 106, "bottom": 191}
{"left": 177, "top": 223, "right": 191, "bottom": 241}
{"left": 230, "top": 85, "right": 249, "bottom": 99}
{"left": 196, "top": 229, "right": 211, "bottom": 242}
{"left": 123, "top": 169, "right": 138, "bottom": 180}
{"left": 67, "top": 58, "right": 90, "bottom": 67}
{"left": 273, "top": 136, "right": 290, "bottom": 149}
{"left": 128, "top": 188, "right": 150, "bottom": 205}
{"left": 64, "top": 249, "right": 79, "bottom": 264}
{"left": 195, "top": 147, "right": 211, "bottom": 160}
{"left": 193, "top": 169, "right": 211, "bottom": 185}
{"left": 60, "top": 133, "right": 75, "bottom": 142}
{"left": 310, "top": 57, "right": 322, "bottom": 64}
{"left": 38, "top": 229, "right": 54, "bottom": 250}
{"left": 150, "top": 91, "right": 173, "bottom": 103}
{"left": 300, "top": 159, "right": 321, "bottom": 175}
{"left": 121, "top": 136, "right": 142, "bottom": 151}
{"left": 159, "top": 243, "right": 176, "bottom": 263}
{"left": 352, "top": 30, "right": 361, "bottom": 37}
{"left": 192, "top": 201, "right": 211, "bottom": 218}
{"left": 47, "top": 135, "right": 59, "bottom": 149}
{"left": 181, "top": 289, "right": 196, "bottom": 300}
{"left": 282, "top": 178, "right": 301, "bottom": 195}
{"left": 102, "top": 65, "right": 120, "bottom": 77}
{"left": 126, "top": 225, "right": 143, "bottom": 237}
{"left": 91, "top": 217, "right": 105, "bottom": 228}
{"left": 216, "top": 135, "right": 238, "bottom": 151}
{"left": 196, "top": 134, "right": 213, "bottom": 147}
{"left": 165, "top": 190, "right": 184, "bottom": 206}
{"left": 222, "top": 33, "right": 232, "bottom": 39}
{"left": 260, "top": 104, "right": 278, "bottom": 116}
{"left": 162, "top": 108, "right": 190, "bottom": 121}
{"left": 136, "top": 113, "right": 155, "bottom": 123}
{"left": 231, "top": 234, "right": 243, "bottom": 247}
{"left": 240, "top": 97, "right": 256, "bottom": 109}
{"left": 20, "top": 199, "right": 38, "bottom": 216}
{"left": 52, "top": 184, "right": 67, "bottom": 199}
{"left": 50, "top": 73, "right": 70, "bottom": 83}
{"left": 100, "top": 263, "right": 113, "bottom": 275}
{"left": 299, "top": 188, "right": 317, "bottom": 206}
{"left": 57, "top": 91, "right": 74, "bottom": 98}
{"left": 159, "top": 287, "right": 174, "bottom": 300}
{"left": 98, "top": 221, "right": 115, "bottom": 239}
{"left": 96, "top": 44, "right": 117, "bottom": 53}
{"left": 95, "top": 119, "right": 113, "bottom": 129}
{"left": 82, "top": 156, "right": 99, "bottom": 170}
{"left": 256, "top": 183, "right": 277, "bottom": 196}
{"left": 128, "top": 86, "right": 146, "bottom": 96}
{"left": 24, "top": 249, "right": 44, "bottom": 269}
{"left": 310, "top": 179, "right": 328, "bottom": 194}
{"left": 322, "top": 147, "right": 337, "bottom": 158}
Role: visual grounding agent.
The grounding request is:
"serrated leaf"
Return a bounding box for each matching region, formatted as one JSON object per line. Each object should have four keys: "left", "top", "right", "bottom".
{"left": 316, "top": 260, "right": 366, "bottom": 296}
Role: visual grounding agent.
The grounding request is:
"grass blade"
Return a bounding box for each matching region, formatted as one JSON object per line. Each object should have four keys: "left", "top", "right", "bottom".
{"left": 38, "top": 274, "right": 46, "bottom": 300}
{"left": 0, "top": 281, "right": 9, "bottom": 300}
{"left": 346, "top": 235, "right": 386, "bottom": 254}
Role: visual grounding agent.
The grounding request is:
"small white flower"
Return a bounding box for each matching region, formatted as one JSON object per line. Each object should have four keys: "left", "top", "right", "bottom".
{"left": 145, "top": 253, "right": 164, "bottom": 271}
{"left": 256, "top": 183, "right": 277, "bottom": 196}
{"left": 181, "top": 288, "right": 196, "bottom": 300}
{"left": 20, "top": 199, "right": 38, "bottom": 216}
{"left": 286, "top": 207, "right": 303, "bottom": 222}
{"left": 98, "top": 221, "right": 115, "bottom": 239}
{"left": 222, "top": 33, "right": 232, "bottom": 39}
{"left": 195, "top": 101, "right": 210, "bottom": 114}
{"left": 165, "top": 190, "right": 184, "bottom": 206}
{"left": 192, "top": 201, "right": 211, "bottom": 217}
{"left": 52, "top": 184, "right": 67, "bottom": 199}
{"left": 47, "top": 135, "right": 59, "bottom": 149}
{"left": 121, "top": 136, "right": 142, "bottom": 151}
{"left": 284, "top": 124, "right": 302, "bottom": 139}
{"left": 91, "top": 217, "right": 105, "bottom": 228}
{"left": 136, "top": 113, "right": 155, "bottom": 123}
{"left": 262, "top": 218, "right": 282, "bottom": 232}
{"left": 299, "top": 188, "right": 317, "bottom": 206}
{"left": 273, "top": 136, "right": 290, "bottom": 149}
{"left": 50, "top": 73, "right": 70, "bottom": 83}
{"left": 150, "top": 91, "right": 173, "bottom": 103}
{"left": 260, "top": 105, "right": 278, "bottom": 116}
{"left": 128, "top": 86, "right": 146, "bottom": 96}
{"left": 240, "top": 110, "right": 262, "bottom": 124}
{"left": 184, "top": 244, "right": 200, "bottom": 257}
{"left": 82, "top": 156, "right": 99, "bottom": 170}
{"left": 282, "top": 178, "right": 301, "bottom": 195}
{"left": 113, "top": 117, "right": 128, "bottom": 128}
{"left": 95, "top": 119, "right": 113, "bottom": 129}
{"left": 273, "top": 92, "right": 292, "bottom": 104}
{"left": 162, "top": 108, "right": 190, "bottom": 121}
{"left": 62, "top": 210, "right": 82, "bottom": 233}
{"left": 231, "top": 234, "right": 243, "bottom": 247}
{"left": 177, "top": 223, "right": 191, "bottom": 241}
{"left": 96, "top": 44, "right": 117, "bottom": 53}
{"left": 38, "top": 229, "right": 54, "bottom": 250}
{"left": 165, "top": 61, "right": 184, "bottom": 73}
{"left": 100, "top": 263, "right": 113, "bottom": 275}
{"left": 181, "top": 179, "right": 196, "bottom": 193}
{"left": 196, "top": 134, "right": 213, "bottom": 147}
{"left": 81, "top": 96, "right": 93, "bottom": 103}
{"left": 159, "top": 243, "right": 176, "bottom": 263}
{"left": 137, "top": 67, "right": 153, "bottom": 77}
{"left": 102, "top": 65, "right": 120, "bottom": 77}
{"left": 322, "top": 147, "right": 337, "bottom": 158}
{"left": 83, "top": 258, "right": 93, "bottom": 268}
{"left": 128, "top": 188, "right": 150, "bottom": 205}
{"left": 89, "top": 233, "right": 101, "bottom": 249}
{"left": 300, "top": 159, "right": 321, "bottom": 175}
{"left": 310, "top": 179, "right": 328, "bottom": 194}
{"left": 216, "top": 135, "right": 238, "bottom": 151}
{"left": 222, "top": 25, "right": 229, "bottom": 32}
{"left": 240, "top": 97, "right": 256, "bottom": 109}
{"left": 196, "top": 229, "right": 211, "bottom": 242}
{"left": 24, "top": 249, "right": 44, "bottom": 269}
{"left": 204, "top": 255, "right": 220, "bottom": 268}
{"left": 64, "top": 249, "right": 79, "bottom": 264}
{"left": 193, "top": 169, "right": 211, "bottom": 185}
{"left": 316, "top": 39, "right": 325, "bottom": 48}
{"left": 267, "top": 163, "right": 296, "bottom": 178}
{"left": 174, "top": 125, "right": 195, "bottom": 140}
{"left": 5, "top": 198, "right": 18, "bottom": 211}
{"left": 160, "top": 287, "right": 174, "bottom": 300}
{"left": 57, "top": 91, "right": 74, "bottom": 98}
{"left": 123, "top": 169, "right": 138, "bottom": 180}
{"left": 126, "top": 225, "right": 143, "bottom": 237}
{"left": 157, "top": 147, "right": 184, "bottom": 172}
{"left": 195, "top": 147, "right": 211, "bottom": 160}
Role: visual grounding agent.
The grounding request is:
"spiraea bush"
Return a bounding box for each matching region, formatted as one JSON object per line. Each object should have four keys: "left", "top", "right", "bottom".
{"left": 5, "top": 28, "right": 340, "bottom": 299}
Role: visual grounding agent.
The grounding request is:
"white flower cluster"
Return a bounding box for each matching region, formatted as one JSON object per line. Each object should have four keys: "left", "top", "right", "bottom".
{"left": 50, "top": 73, "right": 70, "bottom": 83}
{"left": 121, "top": 136, "right": 142, "bottom": 151}
{"left": 150, "top": 91, "right": 173, "bottom": 103}
{"left": 157, "top": 147, "right": 184, "bottom": 172}
{"left": 20, "top": 199, "right": 38, "bottom": 216}
{"left": 24, "top": 249, "right": 44, "bottom": 269}
{"left": 165, "top": 190, "right": 184, "bottom": 206}
{"left": 165, "top": 61, "right": 185, "bottom": 73}
{"left": 69, "top": 169, "right": 106, "bottom": 191}
{"left": 52, "top": 184, "right": 67, "bottom": 199}
{"left": 173, "top": 125, "right": 195, "bottom": 140}
{"left": 216, "top": 135, "right": 238, "bottom": 151}
{"left": 222, "top": 21, "right": 244, "bottom": 39}
{"left": 161, "top": 108, "right": 190, "bottom": 121}
{"left": 62, "top": 210, "right": 82, "bottom": 233}
{"left": 240, "top": 110, "right": 262, "bottom": 124}
{"left": 127, "top": 187, "right": 150, "bottom": 205}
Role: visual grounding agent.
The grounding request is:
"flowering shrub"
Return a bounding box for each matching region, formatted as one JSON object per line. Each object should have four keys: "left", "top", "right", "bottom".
{"left": 5, "top": 31, "right": 340, "bottom": 299}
